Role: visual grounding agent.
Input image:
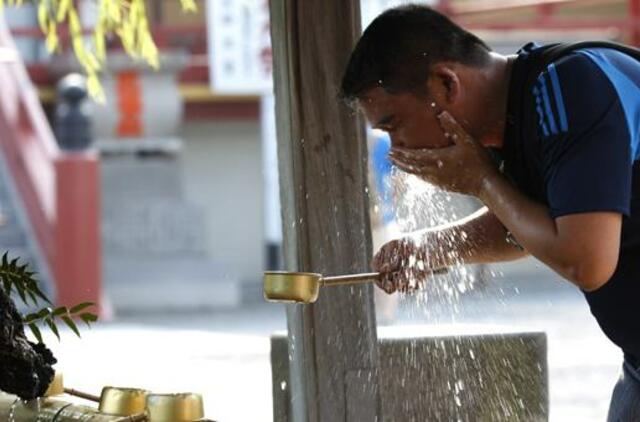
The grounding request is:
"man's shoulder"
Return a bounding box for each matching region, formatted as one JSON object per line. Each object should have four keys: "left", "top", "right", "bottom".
{"left": 524, "top": 47, "right": 632, "bottom": 140}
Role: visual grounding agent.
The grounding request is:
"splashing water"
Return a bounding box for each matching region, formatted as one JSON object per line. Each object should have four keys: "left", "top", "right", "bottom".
{"left": 382, "top": 168, "right": 505, "bottom": 323}
{"left": 366, "top": 164, "right": 552, "bottom": 420}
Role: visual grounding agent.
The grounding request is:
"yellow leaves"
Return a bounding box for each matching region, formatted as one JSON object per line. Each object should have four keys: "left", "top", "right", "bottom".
{"left": 1, "top": 0, "right": 182, "bottom": 100}
{"left": 106, "top": 0, "right": 122, "bottom": 24}
{"left": 45, "top": 19, "right": 57, "bottom": 52}
{"left": 37, "top": 2, "right": 48, "bottom": 33}
{"left": 94, "top": 26, "right": 106, "bottom": 63}
{"left": 56, "top": 0, "right": 71, "bottom": 23}
{"left": 141, "top": 32, "right": 159, "bottom": 69}
{"left": 67, "top": 7, "right": 81, "bottom": 36}
{"left": 40, "top": 2, "right": 58, "bottom": 53}
{"left": 86, "top": 71, "right": 105, "bottom": 103}
{"left": 180, "top": 0, "right": 198, "bottom": 13}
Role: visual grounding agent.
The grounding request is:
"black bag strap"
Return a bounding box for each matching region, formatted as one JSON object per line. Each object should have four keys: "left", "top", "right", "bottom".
{"left": 525, "top": 40, "right": 640, "bottom": 89}
{"left": 500, "top": 41, "right": 640, "bottom": 197}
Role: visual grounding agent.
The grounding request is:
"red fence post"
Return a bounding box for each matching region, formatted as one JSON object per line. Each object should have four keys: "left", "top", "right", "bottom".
{"left": 54, "top": 152, "right": 103, "bottom": 317}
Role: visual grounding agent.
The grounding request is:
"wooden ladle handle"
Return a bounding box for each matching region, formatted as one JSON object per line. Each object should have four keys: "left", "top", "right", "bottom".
{"left": 322, "top": 273, "right": 380, "bottom": 286}
{"left": 322, "top": 268, "right": 448, "bottom": 287}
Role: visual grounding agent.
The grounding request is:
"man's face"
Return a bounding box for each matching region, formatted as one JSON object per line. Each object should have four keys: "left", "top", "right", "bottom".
{"left": 358, "top": 87, "right": 453, "bottom": 150}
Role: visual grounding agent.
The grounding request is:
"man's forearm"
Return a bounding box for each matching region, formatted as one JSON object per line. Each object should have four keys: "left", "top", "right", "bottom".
{"left": 475, "top": 170, "right": 607, "bottom": 287}
{"left": 418, "top": 206, "right": 528, "bottom": 269}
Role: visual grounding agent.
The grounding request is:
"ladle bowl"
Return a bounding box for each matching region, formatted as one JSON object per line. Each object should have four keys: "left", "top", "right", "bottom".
{"left": 264, "top": 271, "right": 380, "bottom": 304}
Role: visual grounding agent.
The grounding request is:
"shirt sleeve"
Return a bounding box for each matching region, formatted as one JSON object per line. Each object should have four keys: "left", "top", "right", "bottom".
{"left": 534, "top": 50, "right": 634, "bottom": 218}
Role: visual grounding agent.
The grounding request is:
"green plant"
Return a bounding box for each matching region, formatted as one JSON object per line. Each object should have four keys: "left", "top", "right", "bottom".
{"left": 0, "top": 252, "right": 97, "bottom": 343}
{"left": 0, "top": 0, "right": 198, "bottom": 101}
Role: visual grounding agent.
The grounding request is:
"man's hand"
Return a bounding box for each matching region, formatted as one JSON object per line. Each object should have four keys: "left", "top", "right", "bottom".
{"left": 388, "top": 111, "right": 499, "bottom": 196}
{"left": 372, "top": 237, "right": 432, "bottom": 294}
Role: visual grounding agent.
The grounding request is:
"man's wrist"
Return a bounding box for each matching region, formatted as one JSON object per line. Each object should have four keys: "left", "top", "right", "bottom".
{"left": 476, "top": 167, "right": 504, "bottom": 202}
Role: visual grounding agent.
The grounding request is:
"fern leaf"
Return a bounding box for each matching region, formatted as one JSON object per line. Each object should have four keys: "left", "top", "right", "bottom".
{"left": 45, "top": 318, "right": 60, "bottom": 340}
{"left": 62, "top": 316, "right": 80, "bottom": 337}
{"left": 70, "top": 302, "right": 94, "bottom": 313}
{"left": 28, "top": 323, "right": 43, "bottom": 343}
{"left": 52, "top": 306, "right": 68, "bottom": 316}
{"left": 80, "top": 312, "right": 98, "bottom": 327}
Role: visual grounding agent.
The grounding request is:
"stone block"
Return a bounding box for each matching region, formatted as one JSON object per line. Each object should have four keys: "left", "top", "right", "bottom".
{"left": 271, "top": 325, "right": 548, "bottom": 421}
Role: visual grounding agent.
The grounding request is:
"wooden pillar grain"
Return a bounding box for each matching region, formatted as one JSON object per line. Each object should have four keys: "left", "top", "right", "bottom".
{"left": 269, "top": 1, "right": 381, "bottom": 421}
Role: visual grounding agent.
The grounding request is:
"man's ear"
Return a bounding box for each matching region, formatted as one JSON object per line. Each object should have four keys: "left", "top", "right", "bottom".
{"left": 427, "top": 63, "right": 461, "bottom": 106}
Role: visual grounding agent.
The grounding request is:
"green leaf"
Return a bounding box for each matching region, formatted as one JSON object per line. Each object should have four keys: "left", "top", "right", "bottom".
{"left": 80, "top": 312, "right": 98, "bottom": 327}
{"left": 14, "top": 281, "right": 27, "bottom": 304}
{"left": 26, "top": 289, "right": 37, "bottom": 306}
{"left": 2, "top": 278, "right": 10, "bottom": 295}
{"left": 38, "top": 307, "right": 52, "bottom": 318}
{"left": 70, "top": 302, "right": 94, "bottom": 314}
{"left": 23, "top": 312, "right": 39, "bottom": 324}
{"left": 62, "top": 316, "right": 80, "bottom": 338}
{"left": 53, "top": 306, "right": 68, "bottom": 316}
{"left": 45, "top": 318, "right": 60, "bottom": 340}
{"left": 28, "top": 323, "right": 43, "bottom": 343}
{"left": 31, "top": 283, "right": 51, "bottom": 305}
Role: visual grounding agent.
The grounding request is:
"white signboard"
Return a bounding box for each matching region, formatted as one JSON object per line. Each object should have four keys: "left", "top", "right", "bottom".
{"left": 207, "top": 0, "right": 436, "bottom": 95}
{"left": 207, "top": 0, "right": 272, "bottom": 94}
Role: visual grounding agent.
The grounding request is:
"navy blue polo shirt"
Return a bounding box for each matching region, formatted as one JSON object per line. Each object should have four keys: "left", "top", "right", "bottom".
{"left": 502, "top": 43, "right": 640, "bottom": 361}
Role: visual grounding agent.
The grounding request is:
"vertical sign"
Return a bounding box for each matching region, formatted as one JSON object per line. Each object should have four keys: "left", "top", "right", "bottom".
{"left": 207, "top": 0, "right": 272, "bottom": 94}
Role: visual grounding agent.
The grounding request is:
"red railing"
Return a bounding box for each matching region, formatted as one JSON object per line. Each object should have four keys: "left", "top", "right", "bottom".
{"left": 0, "top": 17, "right": 103, "bottom": 316}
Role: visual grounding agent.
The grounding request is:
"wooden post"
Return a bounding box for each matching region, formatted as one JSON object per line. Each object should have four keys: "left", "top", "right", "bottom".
{"left": 269, "top": 1, "right": 381, "bottom": 421}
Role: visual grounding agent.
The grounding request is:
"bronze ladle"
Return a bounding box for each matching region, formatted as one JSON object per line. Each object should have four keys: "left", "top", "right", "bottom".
{"left": 264, "top": 269, "right": 446, "bottom": 304}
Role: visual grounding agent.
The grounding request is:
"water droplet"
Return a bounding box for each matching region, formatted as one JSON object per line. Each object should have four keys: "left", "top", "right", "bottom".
{"left": 280, "top": 381, "right": 287, "bottom": 390}
{"left": 437, "top": 160, "right": 443, "bottom": 169}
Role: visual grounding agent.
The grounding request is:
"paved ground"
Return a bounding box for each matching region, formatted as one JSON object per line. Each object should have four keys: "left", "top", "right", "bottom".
{"left": 43, "top": 259, "right": 621, "bottom": 422}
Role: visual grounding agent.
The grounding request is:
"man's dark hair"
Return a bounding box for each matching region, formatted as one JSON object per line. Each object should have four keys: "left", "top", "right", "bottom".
{"left": 341, "top": 4, "right": 491, "bottom": 102}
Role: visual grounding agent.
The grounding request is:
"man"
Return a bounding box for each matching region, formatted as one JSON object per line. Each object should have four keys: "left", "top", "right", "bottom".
{"left": 341, "top": 4, "right": 640, "bottom": 420}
